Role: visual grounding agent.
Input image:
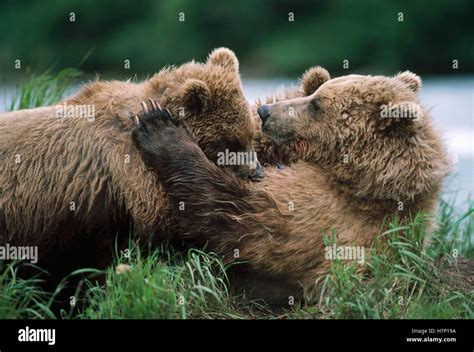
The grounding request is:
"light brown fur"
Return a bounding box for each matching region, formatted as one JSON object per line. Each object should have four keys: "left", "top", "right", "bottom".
{"left": 252, "top": 69, "right": 452, "bottom": 295}
{"left": 135, "top": 68, "right": 452, "bottom": 302}
{"left": 0, "top": 48, "right": 255, "bottom": 274}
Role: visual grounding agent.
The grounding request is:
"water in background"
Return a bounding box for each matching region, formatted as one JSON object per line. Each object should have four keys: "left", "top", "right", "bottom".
{"left": 243, "top": 77, "right": 474, "bottom": 210}
{"left": 1, "top": 77, "right": 473, "bottom": 208}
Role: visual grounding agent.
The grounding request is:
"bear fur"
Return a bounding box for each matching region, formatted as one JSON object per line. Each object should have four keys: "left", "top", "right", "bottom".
{"left": 251, "top": 66, "right": 331, "bottom": 166}
{"left": 0, "top": 48, "right": 256, "bottom": 275}
{"left": 131, "top": 68, "right": 452, "bottom": 303}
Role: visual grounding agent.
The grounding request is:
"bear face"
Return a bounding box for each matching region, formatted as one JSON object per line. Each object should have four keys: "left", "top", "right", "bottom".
{"left": 129, "top": 70, "right": 453, "bottom": 303}
{"left": 68, "top": 48, "right": 260, "bottom": 179}
{"left": 0, "top": 48, "right": 262, "bottom": 275}
{"left": 252, "top": 66, "right": 331, "bottom": 165}
{"left": 149, "top": 48, "right": 260, "bottom": 178}
{"left": 258, "top": 70, "right": 451, "bottom": 200}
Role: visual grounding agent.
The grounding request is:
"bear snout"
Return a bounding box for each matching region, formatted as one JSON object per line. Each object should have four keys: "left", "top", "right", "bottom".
{"left": 250, "top": 160, "right": 265, "bottom": 180}
{"left": 257, "top": 105, "right": 271, "bottom": 127}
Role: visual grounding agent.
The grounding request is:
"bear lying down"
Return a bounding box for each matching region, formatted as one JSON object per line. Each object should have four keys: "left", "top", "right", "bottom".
{"left": 0, "top": 48, "right": 259, "bottom": 276}
{"left": 131, "top": 69, "right": 451, "bottom": 303}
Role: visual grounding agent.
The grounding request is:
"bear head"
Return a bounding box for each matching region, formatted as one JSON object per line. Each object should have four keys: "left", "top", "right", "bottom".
{"left": 257, "top": 69, "right": 452, "bottom": 200}
{"left": 150, "top": 48, "right": 261, "bottom": 179}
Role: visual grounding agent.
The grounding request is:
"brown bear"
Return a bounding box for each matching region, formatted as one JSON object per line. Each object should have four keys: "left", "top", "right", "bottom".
{"left": 131, "top": 68, "right": 452, "bottom": 303}
{"left": 0, "top": 48, "right": 259, "bottom": 275}
{"left": 251, "top": 66, "right": 330, "bottom": 166}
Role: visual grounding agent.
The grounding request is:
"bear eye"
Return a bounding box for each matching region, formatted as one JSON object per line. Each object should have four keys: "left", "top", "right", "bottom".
{"left": 310, "top": 99, "right": 320, "bottom": 114}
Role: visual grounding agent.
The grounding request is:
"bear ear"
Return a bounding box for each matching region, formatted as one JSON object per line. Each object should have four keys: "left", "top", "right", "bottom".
{"left": 180, "top": 79, "right": 211, "bottom": 115}
{"left": 300, "top": 66, "right": 330, "bottom": 96}
{"left": 378, "top": 101, "right": 424, "bottom": 131}
{"left": 394, "top": 71, "right": 421, "bottom": 93}
{"left": 207, "top": 47, "right": 239, "bottom": 72}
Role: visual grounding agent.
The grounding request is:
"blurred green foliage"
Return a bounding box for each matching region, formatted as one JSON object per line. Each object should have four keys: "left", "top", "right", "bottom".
{"left": 0, "top": 0, "right": 472, "bottom": 78}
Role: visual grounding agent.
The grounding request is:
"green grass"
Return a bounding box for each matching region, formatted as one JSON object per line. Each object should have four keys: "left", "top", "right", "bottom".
{"left": 308, "top": 201, "right": 473, "bottom": 319}
{"left": 77, "top": 247, "right": 253, "bottom": 319}
{"left": 0, "top": 263, "right": 56, "bottom": 319}
{"left": 7, "top": 68, "right": 80, "bottom": 111}
{"left": 0, "top": 200, "right": 471, "bottom": 320}
{"left": 0, "top": 70, "right": 472, "bottom": 319}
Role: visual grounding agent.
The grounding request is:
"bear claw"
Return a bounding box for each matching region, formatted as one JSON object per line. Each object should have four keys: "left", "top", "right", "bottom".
{"left": 132, "top": 99, "right": 195, "bottom": 165}
{"left": 133, "top": 115, "right": 140, "bottom": 126}
{"left": 133, "top": 99, "right": 182, "bottom": 136}
{"left": 140, "top": 101, "right": 149, "bottom": 114}
{"left": 148, "top": 98, "right": 162, "bottom": 112}
{"left": 134, "top": 99, "right": 175, "bottom": 127}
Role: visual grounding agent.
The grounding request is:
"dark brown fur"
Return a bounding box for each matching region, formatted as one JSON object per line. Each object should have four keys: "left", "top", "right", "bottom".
{"left": 0, "top": 48, "right": 255, "bottom": 275}
{"left": 132, "top": 69, "right": 452, "bottom": 303}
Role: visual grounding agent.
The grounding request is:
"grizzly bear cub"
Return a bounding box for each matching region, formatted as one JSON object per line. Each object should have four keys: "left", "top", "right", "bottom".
{"left": 0, "top": 48, "right": 258, "bottom": 275}
{"left": 131, "top": 69, "right": 451, "bottom": 303}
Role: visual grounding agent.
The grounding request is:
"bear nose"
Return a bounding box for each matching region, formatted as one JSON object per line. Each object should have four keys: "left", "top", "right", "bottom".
{"left": 257, "top": 105, "right": 270, "bottom": 127}
{"left": 249, "top": 160, "right": 265, "bottom": 181}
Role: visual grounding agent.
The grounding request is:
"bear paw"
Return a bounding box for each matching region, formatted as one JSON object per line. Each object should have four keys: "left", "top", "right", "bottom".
{"left": 131, "top": 99, "right": 201, "bottom": 172}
